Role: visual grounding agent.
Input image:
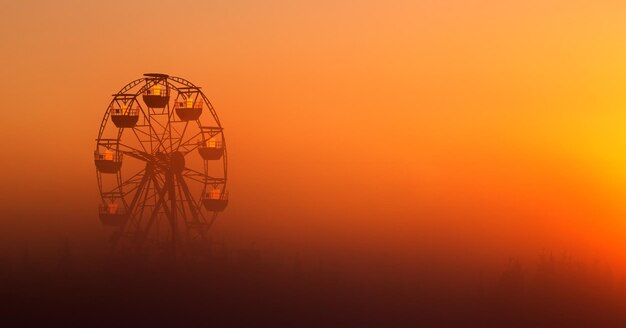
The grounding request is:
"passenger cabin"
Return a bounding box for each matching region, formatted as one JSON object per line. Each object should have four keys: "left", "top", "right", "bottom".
{"left": 174, "top": 87, "right": 203, "bottom": 121}
{"left": 198, "top": 139, "right": 224, "bottom": 160}
{"left": 143, "top": 83, "right": 170, "bottom": 108}
{"left": 203, "top": 189, "right": 228, "bottom": 212}
{"left": 94, "top": 149, "right": 122, "bottom": 173}
{"left": 98, "top": 202, "right": 127, "bottom": 226}
{"left": 175, "top": 96, "right": 203, "bottom": 121}
{"left": 110, "top": 94, "right": 139, "bottom": 128}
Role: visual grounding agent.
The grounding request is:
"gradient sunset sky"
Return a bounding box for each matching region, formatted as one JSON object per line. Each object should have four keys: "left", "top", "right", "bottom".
{"left": 2, "top": 0, "right": 626, "bottom": 267}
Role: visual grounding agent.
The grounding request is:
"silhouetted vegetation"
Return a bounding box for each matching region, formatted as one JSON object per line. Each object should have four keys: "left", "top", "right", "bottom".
{"left": 1, "top": 245, "right": 625, "bottom": 327}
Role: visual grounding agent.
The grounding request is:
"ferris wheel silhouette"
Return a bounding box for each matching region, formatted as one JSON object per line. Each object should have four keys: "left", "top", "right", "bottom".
{"left": 94, "top": 73, "right": 228, "bottom": 255}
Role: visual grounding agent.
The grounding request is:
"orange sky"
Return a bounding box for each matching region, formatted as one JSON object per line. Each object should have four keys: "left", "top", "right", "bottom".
{"left": 2, "top": 0, "right": 626, "bottom": 267}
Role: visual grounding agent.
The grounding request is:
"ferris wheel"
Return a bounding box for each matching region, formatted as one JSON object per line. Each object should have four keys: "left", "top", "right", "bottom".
{"left": 94, "top": 73, "right": 228, "bottom": 254}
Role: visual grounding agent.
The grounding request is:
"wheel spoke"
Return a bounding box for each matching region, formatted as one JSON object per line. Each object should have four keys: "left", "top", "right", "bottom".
{"left": 118, "top": 142, "right": 152, "bottom": 162}
{"left": 102, "top": 168, "right": 146, "bottom": 198}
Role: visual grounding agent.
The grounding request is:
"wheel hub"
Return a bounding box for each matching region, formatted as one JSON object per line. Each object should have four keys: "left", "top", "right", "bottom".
{"left": 153, "top": 151, "right": 185, "bottom": 174}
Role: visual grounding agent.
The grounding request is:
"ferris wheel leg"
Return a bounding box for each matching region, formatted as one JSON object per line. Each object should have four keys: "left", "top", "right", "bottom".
{"left": 165, "top": 172, "right": 178, "bottom": 259}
